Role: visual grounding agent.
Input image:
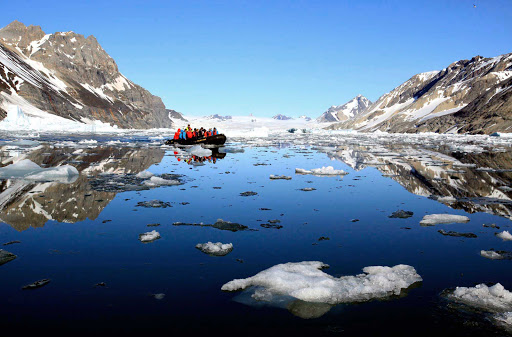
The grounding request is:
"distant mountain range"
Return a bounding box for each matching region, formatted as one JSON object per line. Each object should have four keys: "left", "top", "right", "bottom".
{"left": 0, "top": 20, "right": 183, "bottom": 129}
{"left": 273, "top": 114, "right": 293, "bottom": 120}
{"left": 324, "top": 53, "right": 512, "bottom": 134}
{"left": 317, "top": 94, "right": 371, "bottom": 123}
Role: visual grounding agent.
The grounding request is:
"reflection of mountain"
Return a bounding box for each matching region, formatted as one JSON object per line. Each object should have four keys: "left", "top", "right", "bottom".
{"left": 0, "top": 145, "right": 164, "bottom": 231}
{"left": 326, "top": 145, "right": 512, "bottom": 219}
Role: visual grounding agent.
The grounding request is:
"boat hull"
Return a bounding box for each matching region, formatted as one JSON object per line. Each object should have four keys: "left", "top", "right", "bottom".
{"left": 165, "top": 134, "right": 226, "bottom": 146}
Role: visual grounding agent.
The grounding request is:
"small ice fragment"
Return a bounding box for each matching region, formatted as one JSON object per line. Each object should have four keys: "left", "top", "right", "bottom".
{"left": 447, "top": 283, "right": 512, "bottom": 312}
{"left": 139, "top": 230, "right": 161, "bottom": 243}
{"left": 419, "top": 214, "right": 470, "bottom": 226}
{"left": 496, "top": 231, "right": 512, "bottom": 241}
{"left": 196, "top": 242, "right": 233, "bottom": 256}
{"left": 136, "top": 170, "right": 154, "bottom": 179}
{"left": 22, "top": 279, "right": 51, "bottom": 290}
{"left": 152, "top": 293, "right": 166, "bottom": 300}
{"left": 270, "top": 175, "right": 292, "bottom": 180}
{"left": 143, "top": 176, "right": 181, "bottom": 187}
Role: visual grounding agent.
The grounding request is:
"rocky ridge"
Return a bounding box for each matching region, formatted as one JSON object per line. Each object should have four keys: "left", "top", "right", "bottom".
{"left": 317, "top": 94, "right": 371, "bottom": 123}
{"left": 328, "top": 53, "right": 512, "bottom": 134}
{"left": 0, "top": 20, "right": 182, "bottom": 129}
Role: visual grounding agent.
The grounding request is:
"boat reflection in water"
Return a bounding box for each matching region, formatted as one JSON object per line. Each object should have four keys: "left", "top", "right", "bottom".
{"left": 172, "top": 146, "right": 226, "bottom": 166}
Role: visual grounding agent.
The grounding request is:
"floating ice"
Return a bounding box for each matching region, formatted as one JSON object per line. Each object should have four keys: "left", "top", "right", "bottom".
{"left": 496, "top": 231, "right": 512, "bottom": 241}
{"left": 295, "top": 166, "right": 347, "bottom": 176}
{"left": 136, "top": 170, "right": 154, "bottom": 179}
{"left": 419, "top": 214, "right": 470, "bottom": 226}
{"left": 0, "top": 159, "right": 78, "bottom": 183}
{"left": 494, "top": 312, "right": 512, "bottom": 330}
{"left": 480, "top": 250, "right": 512, "bottom": 260}
{"left": 187, "top": 145, "right": 212, "bottom": 157}
{"left": 138, "top": 230, "right": 161, "bottom": 243}
{"left": 269, "top": 175, "right": 292, "bottom": 180}
{"left": 447, "top": 283, "right": 512, "bottom": 312}
{"left": 0, "top": 249, "right": 17, "bottom": 265}
{"left": 196, "top": 242, "right": 233, "bottom": 256}
{"left": 3, "top": 139, "right": 40, "bottom": 147}
{"left": 221, "top": 261, "right": 422, "bottom": 304}
{"left": 143, "top": 176, "right": 181, "bottom": 187}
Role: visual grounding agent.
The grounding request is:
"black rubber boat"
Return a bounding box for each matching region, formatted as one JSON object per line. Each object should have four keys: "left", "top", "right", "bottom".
{"left": 165, "top": 134, "right": 226, "bottom": 146}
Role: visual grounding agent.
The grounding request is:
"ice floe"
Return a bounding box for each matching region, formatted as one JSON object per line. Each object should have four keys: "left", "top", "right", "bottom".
{"left": 295, "top": 166, "right": 348, "bottom": 176}
{"left": 496, "top": 231, "right": 512, "bottom": 241}
{"left": 419, "top": 214, "right": 470, "bottom": 226}
{"left": 187, "top": 145, "right": 212, "bottom": 157}
{"left": 0, "top": 159, "right": 78, "bottom": 183}
{"left": 269, "top": 175, "right": 292, "bottom": 180}
{"left": 138, "top": 230, "right": 161, "bottom": 243}
{"left": 447, "top": 283, "right": 512, "bottom": 312}
{"left": 143, "top": 176, "right": 181, "bottom": 187}
{"left": 221, "top": 261, "right": 422, "bottom": 304}
{"left": 195, "top": 242, "right": 233, "bottom": 256}
{"left": 480, "top": 250, "right": 512, "bottom": 260}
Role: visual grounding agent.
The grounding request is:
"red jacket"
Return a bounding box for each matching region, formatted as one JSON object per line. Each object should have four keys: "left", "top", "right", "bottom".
{"left": 186, "top": 131, "right": 193, "bottom": 139}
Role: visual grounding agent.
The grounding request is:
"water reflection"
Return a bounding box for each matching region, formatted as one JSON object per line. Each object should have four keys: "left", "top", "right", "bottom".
{"left": 0, "top": 145, "right": 165, "bottom": 231}
{"left": 320, "top": 144, "right": 512, "bottom": 219}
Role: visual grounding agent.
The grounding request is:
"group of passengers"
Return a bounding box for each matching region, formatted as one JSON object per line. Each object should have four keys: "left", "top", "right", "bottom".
{"left": 173, "top": 124, "right": 218, "bottom": 140}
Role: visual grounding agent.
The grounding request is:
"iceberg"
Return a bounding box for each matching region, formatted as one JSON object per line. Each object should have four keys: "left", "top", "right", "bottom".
{"left": 221, "top": 261, "right": 422, "bottom": 304}
{"left": 419, "top": 214, "right": 470, "bottom": 226}
{"left": 195, "top": 242, "right": 233, "bottom": 256}
{"left": 447, "top": 283, "right": 512, "bottom": 312}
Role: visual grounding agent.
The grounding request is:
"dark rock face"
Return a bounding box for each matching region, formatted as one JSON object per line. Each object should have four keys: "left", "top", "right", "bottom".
{"left": 0, "top": 20, "right": 184, "bottom": 129}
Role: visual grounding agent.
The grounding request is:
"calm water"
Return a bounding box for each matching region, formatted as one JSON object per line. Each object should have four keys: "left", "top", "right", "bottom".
{"left": 1, "top": 133, "right": 512, "bottom": 336}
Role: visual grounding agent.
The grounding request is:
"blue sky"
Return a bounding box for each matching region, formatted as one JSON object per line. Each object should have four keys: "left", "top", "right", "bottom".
{"left": 2, "top": 0, "right": 511, "bottom": 117}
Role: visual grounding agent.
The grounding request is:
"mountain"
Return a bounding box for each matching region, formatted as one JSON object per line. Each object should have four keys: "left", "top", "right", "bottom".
{"left": 299, "top": 115, "right": 311, "bottom": 121}
{"left": 328, "top": 53, "right": 512, "bottom": 134}
{"left": 205, "top": 114, "right": 232, "bottom": 121}
{"left": 0, "top": 20, "right": 182, "bottom": 129}
{"left": 317, "top": 95, "right": 371, "bottom": 123}
{"left": 273, "top": 114, "right": 293, "bottom": 120}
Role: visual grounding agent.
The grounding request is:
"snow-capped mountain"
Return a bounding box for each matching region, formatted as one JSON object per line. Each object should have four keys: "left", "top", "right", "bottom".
{"left": 0, "top": 20, "right": 182, "bottom": 129}
{"left": 273, "top": 114, "right": 293, "bottom": 120}
{"left": 299, "top": 115, "right": 311, "bottom": 121}
{"left": 317, "top": 95, "right": 371, "bottom": 123}
{"left": 329, "top": 53, "right": 512, "bottom": 134}
{"left": 205, "top": 114, "right": 232, "bottom": 121}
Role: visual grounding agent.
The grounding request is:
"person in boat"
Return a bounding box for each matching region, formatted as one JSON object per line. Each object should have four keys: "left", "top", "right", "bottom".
{"left": 186, "top": 128, "right": 193, "bottom": 139}
{"left": 174, "top": 128, "right": 180, "bottom": 140}
{"left": 180, "top": 127, "right": 186, "bottom": 139}
{"left": 212, "top": 127, "right": 218, "bottom": 136}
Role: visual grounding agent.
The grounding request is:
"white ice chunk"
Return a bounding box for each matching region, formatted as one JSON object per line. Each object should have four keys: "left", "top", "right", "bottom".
{"left": 494, "top": 312, "right": 512, "bottom": 330}
{"left": 419, "top": 214, "right": 470, "bottom": 226}
{"left": 196, "top": 242, "right": 233, "bottom": 256}
{"left": 136, "top": 170, "right": 154, "bottom": 179}
{"left": 139, "top": 230, "right": 161, "bottom": 243}
{"left": 448, "top": 283, "right": 512, "bottom": 312}
{"left": 0, "top": 159, "right": 78, "bottom": 182}
{"left": 187, "top": 145, "right": 212, "bottom": 157}
{"left": 221, "top": 261, "right": 422, "bottom": 304}
{"left": 481, "top": 250, "right": 505, "bottom": 260}
{"left": 295, "top": 166, "right": 348, "bottom": 176}
{"left": 143, "top": 176, "right": 181, "bottom": 187}
{"left": 497, "top": 231, "right": 512, "bottom": 241}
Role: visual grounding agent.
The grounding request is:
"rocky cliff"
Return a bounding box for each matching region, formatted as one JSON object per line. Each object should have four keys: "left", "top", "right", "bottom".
{"left": 328, "top": 53, "right": 512, "bottom": 134}
{"left": 0, "top": 20, "right": 181, "bottom": 129}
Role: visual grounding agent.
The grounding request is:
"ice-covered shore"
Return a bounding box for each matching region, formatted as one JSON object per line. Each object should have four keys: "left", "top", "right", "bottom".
{"left": 222, "top": 261, "right": 422, "bottom": 304}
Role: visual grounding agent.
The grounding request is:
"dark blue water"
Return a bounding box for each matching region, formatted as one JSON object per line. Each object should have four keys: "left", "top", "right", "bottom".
{"left": 1, "top": 136, "right": 511, "bottom": 336}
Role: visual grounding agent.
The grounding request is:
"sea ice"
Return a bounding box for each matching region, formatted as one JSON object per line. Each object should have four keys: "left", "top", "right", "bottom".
{"left": 496, "top": 231, "right": 512, "bottom": 241}
{"left": 221, "top": 261, "right": 422, "bottom": 304}
{"left": 138, "top": 230, "right": 161, "bottom": 243}
{"left": 419, "top": 214, "right": 470, "bottom": 226}
{"left": 0, "top": 159, "right": 78, "bottom": 182}
{"left": 480, "top": 250, "right": 512, "bottom": 260}
{"left": 187, "top": 145, "right": 212, "bottom": 157}
{"left": 269, "top": 175, "right": 292, "bottom": 180}
{"left": 136, "top": 170, "right": 154, "bottom": 179}
{"left": 447, "top": 283, "right": 512, "bottom": 312}
{"left": 195, "top": 242, "right": 233, "bottom": 256}
{"left": 295, "top": 166, "right": 348, "bottom": 176}
{"left": 143, "top": 176, "right": 181, "bottom": 187}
